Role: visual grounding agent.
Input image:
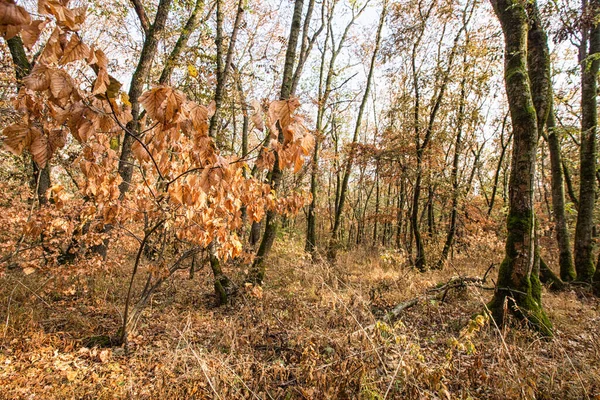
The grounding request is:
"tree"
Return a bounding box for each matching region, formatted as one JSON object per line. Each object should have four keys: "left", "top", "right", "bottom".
{"left": 249, "top": 0, "right": 306, "bottom": 282}
{"left": 327, "top": 0, "right": 388, "bottom": 261}
{"left": 525, "top": 1, "right": 576, "bottom": 282}
{"left": 306, "top": 0, "right": 368, "bottom": 256}
{"left": 117, "top": 0, "right": 173, "bottom": 196}
{"left": 574, "top": 0, "right": 600, "bottom": 283}
{"left": 487, "top": 0, "right": 552, "bottom": 336}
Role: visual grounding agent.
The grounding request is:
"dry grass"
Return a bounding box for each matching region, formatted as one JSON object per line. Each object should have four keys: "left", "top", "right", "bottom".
{"left": 0, "top": 164, "right": 599, "bottom": 399}
{"left": 0, "top": 230, "right": 598, "bottom": 399}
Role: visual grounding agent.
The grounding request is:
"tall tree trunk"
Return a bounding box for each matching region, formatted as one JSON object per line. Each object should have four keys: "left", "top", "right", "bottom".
{"left": 410, "top": 1, "right": 468, "bottom": 270}
{"left": 249, "top": 0, "right": 305, "bottom": 283}
{"left": 487, "top": 0, "right": 552, "bottom": 336}
{"left": 208, "top": 0, "right": 244, "bottom": 139}
{"left": 488, "top": 113, "right": 511, "bottom": 216}
{"left": 526, "top": 0, "right": 571, "bottom": 284}
{"left": 158, "top": 0, "right": 206, "bottom": 85}
{"left": 118, "top": 0, "right": 173, "bottom": 196}
{"left": 574, "top": 0, "right": 600, "bottom": 283}
{"left": 206, "top": 0, "right": 245, "bottom": 302}
{"left": 328, "top": 0, "right": 388, "bottom": 261}
{"left": 438, "top": 49, "right": 468, "bottom": 268}
{"left": 547, "top": 106, "right": 576, "bottom": 281}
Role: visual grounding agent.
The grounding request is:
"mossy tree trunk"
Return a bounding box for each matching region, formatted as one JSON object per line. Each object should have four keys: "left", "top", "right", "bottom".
{"left": 546, "top": 107, "right": 576, "bottom": 281}
{"left": 574, "top": 0, "right": 600, "bottom": 283}
{"left": 487, "top": 0, "right": 552, "bottom": 336}
{"left": 526, "top": 0, "right": 575, "bottom": 283}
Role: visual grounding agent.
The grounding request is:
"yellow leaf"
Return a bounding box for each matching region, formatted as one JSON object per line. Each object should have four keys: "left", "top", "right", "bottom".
{"left": 66, "top": 369, "right": 77, "bottom": 382}
{"left": 120, "top": 92, "right": 131, "bottom": 107}
{"left": 187, "top": 64, "right": 198, "bottom": 78}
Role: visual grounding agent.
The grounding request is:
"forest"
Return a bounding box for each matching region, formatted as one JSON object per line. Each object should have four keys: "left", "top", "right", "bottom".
{"left": 0, "top": 0, "right": 599, "bottom": 398}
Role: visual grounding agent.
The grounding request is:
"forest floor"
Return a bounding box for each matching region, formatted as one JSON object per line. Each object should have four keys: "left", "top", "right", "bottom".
{"left": 0, "top": 177, "right": 599, "bottom": 399}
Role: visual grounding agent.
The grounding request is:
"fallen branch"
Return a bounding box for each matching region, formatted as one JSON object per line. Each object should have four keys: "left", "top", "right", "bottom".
{"left": 382, "top": 275, "right": 493, "bottom": 323}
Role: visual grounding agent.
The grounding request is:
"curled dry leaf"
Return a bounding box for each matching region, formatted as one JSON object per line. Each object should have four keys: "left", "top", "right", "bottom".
{"left": 38, "top": 27, "right": 63, "bottom": 65}
{"left": 251, "top": 99, "right": 264, "bottom": 131}
{"left": 20, "top": 19, "right": 48, "bottom": 49}
{"left": 267, "top": 97, "right": 301, "bottom": 135}
{"left": 39, "top": 0, "right": 85, "bottom": 32}
{"left": 0, "top": 0, "right": 30, "bottom": 26}
{"left": 49, "top": 69, "right": 74, "bottom": 102}
{"left": 0, "top": 0, "right": 31, "bottom": 40}
{"left": 2, "top": 124, "right": 32, "bottom": 155}
{"left": 139, "top": 86, "right": 186, "bottom": 124}
{"left": 23, "top": 64, "right": 51, "bottom": 91}
{"left": 29, "top": 127, "right": 50, "bottom": 167}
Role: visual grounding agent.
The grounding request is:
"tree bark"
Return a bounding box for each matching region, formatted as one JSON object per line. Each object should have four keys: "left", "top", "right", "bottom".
{"left": 488, "top": 113, "right": 511, "bottom": 216}
{"left": 574, "top": 0, "right": 600, "bottom": 283}
{"left": 206, "top": 0, "right": 245, "bottom": 301}
{"left": 118, "top": 0, "right": 173, "bottom": 196}
{"left": 547, "top": 107, "right": 576, "bottom": 281}
{"left": 208, "top": 0, "right": 244, "bottom": 140}
{"left": 158, "top": 0, "right": 205, "bottom": 85}
{"left": 487, "top": 0, "right": 552, "bottom": 336}
{"left": 249, "top": 0, "right": 306, "bottom": 283}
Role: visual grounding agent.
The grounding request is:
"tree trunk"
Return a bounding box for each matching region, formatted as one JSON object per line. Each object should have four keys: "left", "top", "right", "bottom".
{"left": 438, "top": 48, "right": 468, "bottom": 268}
{"left": 546, "top": 108, "right": 576, "bottom": 281}
{"left": 526, "top": 0, "right": 575, "bottom": 283}
{"left": 574, "top": 0, "right": 600, "bottom": 283}
{"left": 249, "top": 0, "right": 305, "bottom": 283}
{"left": 158, "top": 0, "right": 205, "bottom": 85}
{"left": 118, "top": 0, "right": 173, "bottom": 196}
{"left": 488, "top": 113, "right": 511, "bottom": 216}
{"left": 328, "top": 0, "right": 388, "bottom": 261}
{"left": 487, "top": 0, "right": 552, "bottom": 336}
{"left": 206, "top": 0, "right": 245, "bottom": 301}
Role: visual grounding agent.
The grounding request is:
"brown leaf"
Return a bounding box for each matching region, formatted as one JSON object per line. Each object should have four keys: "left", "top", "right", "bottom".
{"left": 251, "top": 100, "right": 264, "bottom": 131}
{"left": 131, "top": 140, "right": 150, "bottom": 163}
{"left": 59, "top": 34, "right": 89, "bottom": 65}
{"left": 185, "top": 101, "right": 209, "bottom": 136}
{"left": 140, "top": 87, "right": 186, "bottom": 123}
{"left": 39, "top": 0, "right": 85, "bottom": 32}
{"left": 0, "top": 0, "right": 31, "bottom": 27}
{"left": 92, "top": 67, "right": 109, "bottom": 95}
{"left": 38, "top": 27, "right": 62, "bottom": 64}
{"left": 20, "top": 19, "right": 48, "bottom": 49}
{"left": 23, "top": 63, "right": 50, "bottom": 91}
{"left": 207, "top": 100, "right": 216, "bottom": 118}
{"left": 48, "top": 128, "right": 67, "bottom": 152}
{"left": 49, "top": 69, "right": 73, "bottom": 102}
{"left": 2, "top": 123, "right": 32, "bottom": 155}
{"left": 29, "top": 127, "right": 50, "bottom": 167}
{"left": 89, "top": 48, "right": 108, "bottom": 70}
{"left": 267, "top": 98, "right": 301, "bottom": 135}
